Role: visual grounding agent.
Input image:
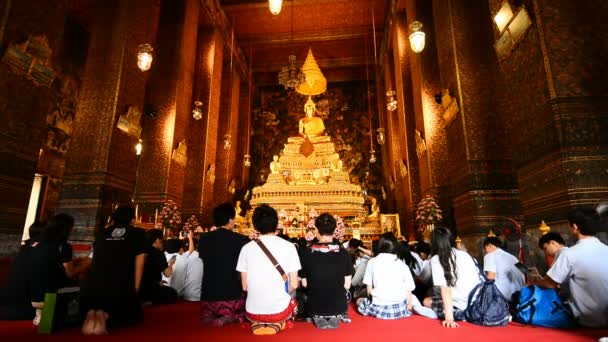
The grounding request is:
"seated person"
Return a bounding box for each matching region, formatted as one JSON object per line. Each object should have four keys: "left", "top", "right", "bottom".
{"left": 300, "top": 214, "right": 354, "bottom": 329}
{"left": 237, "top": 204, "right": 301, "bottom": 335}
{"left": 80, "top": 206, "right": 147, "bottom": 335}
{"left": 0, "top": 221, "right": 45, "bottom": 321}
{"left": 198, "top": 203, "right": 249, "bottom": 326}
{"left": 162, "top": 238, "right": 189, "bottom": 292}
{"left": 181, "top": 232, "right": 203, "bottom": 302}
{"left": 140, "top": 229, "right": 177, "bottom": 305}
{"left": 483, "top": 236, "right": 525, "bottom": 302}
{"left": 538, "top": 232, "right": 568, "bottom": 261}
{"left": 28, "top": 214, "right": 87, "bottom": 325}
{"left": 357, "top": 234, "right": 415, "bottom": 320}
{"left": 534, "top": 206, "right": 608, "bottom": 328}
{"left": 423, "top": 227, "right": 481, "bottom": 328}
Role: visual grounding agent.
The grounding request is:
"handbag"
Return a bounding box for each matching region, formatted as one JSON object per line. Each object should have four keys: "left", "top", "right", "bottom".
{"left": 38, "top": 286, "right": 81, "bottom": 334}
{"left": 254, "top": 239, "right": 289, "bottom": 293}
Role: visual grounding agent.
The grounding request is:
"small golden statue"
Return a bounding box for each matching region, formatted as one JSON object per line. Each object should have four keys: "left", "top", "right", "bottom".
{"left": 270, "top": 155, "right": 281, "bottom": 174}
{"left": 235, "top": 200, "right": 247, "bottom": 224}
{"left": 367, "top": 197, "right": 380, "bottom": 219}
{"left": 298, "top": 97, "right": 325, "bottom": 137}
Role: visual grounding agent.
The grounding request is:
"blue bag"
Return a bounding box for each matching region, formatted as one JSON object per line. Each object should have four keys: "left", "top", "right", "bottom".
{"left": 464, "top": 254, "right": 510, "bottom": 327}
{"left": 465, "top": 279, "right": 510, "bottom": 326}
{"left": 513, "top": 285, "right": 575, "bottom": 328}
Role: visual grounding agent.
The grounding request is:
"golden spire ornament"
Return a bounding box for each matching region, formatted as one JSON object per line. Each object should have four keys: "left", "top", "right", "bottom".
{"left": 487, "top": 229, "right": 496, "bottom": 237}
{"left": 538, "top": 220, "right": 551, "bottom": 235}
{"left": 296, "top": 49, "right": 327, "bottom": 96}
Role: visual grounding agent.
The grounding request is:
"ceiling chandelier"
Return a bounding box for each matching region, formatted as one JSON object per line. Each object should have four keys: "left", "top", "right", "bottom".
{"left": 278, "top": 55, "right": 305, "bottom": 89}
{"left": 278, "top": 0, "right": 305, "bottom": 90}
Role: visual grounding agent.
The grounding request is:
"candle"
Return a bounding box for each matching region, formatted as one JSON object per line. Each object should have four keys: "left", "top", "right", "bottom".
{"left": 134, "top": 204, "right": 139, "bottom": 223}
{"left": 155, "top": 209, "right": 158, "bottom": 224}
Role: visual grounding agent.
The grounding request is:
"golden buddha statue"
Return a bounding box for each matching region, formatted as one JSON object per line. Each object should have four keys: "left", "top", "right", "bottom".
{"left": 367, "top": 196, "right": 380, "bottom": 219}
{"left": 270, "top": 155, "right": 281, "bottom": 174}
{"left": 298, "top": 97, "right": 325, "bottom": 137}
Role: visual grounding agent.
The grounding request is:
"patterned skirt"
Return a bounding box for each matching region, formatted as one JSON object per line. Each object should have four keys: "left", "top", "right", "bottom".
{"left": 246, "top": 299, "right": 298, "bottom": 335}
{"left": 200, "top": 295, "right": 246, "bottom": 324}
{"left": 430, "top": 287, "right": 466, "bottom": 321}
{"left": 357, "top": 298, "right": 411, "bottom": 320}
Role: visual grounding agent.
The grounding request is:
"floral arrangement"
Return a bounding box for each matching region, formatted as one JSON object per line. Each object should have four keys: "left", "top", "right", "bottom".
{"left": 333, "top": 215, "right": 345, "bottom": 241}
{"left": 306, "top": 208, "right": 319, "bottom": 229}
{"left": 157, "top": 200, "right": 183, "bottom": 236}
{"left": 415, "top": 194, "right": 442, "bottom": 225}
{"left": 183, "top": 215, "right": 201, "bottom": 232}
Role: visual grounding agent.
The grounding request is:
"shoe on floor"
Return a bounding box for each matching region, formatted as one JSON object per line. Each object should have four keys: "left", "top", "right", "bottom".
{"left": 326, "top": 317, "right": 340, "bottom": 329}
{"left": 341, "top": 313, "right": 352, "bottom": 323}
{"left": 312, "top": 316, "right": 329, "bottom": 329}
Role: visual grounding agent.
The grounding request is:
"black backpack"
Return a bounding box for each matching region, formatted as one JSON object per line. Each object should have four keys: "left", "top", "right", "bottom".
{"left": 464, "top": 255, "right": 510, "bottom": 327}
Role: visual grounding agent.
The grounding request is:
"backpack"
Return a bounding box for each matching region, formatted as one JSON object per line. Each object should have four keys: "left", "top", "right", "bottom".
{"left": 465, "top": 279, "right": 510, "bottom": 326}
{"left": 464, "top": 255, "right": 510, "bottom": 327}
{"left": 513, "top": 285, "right": 576, "bottom": 328}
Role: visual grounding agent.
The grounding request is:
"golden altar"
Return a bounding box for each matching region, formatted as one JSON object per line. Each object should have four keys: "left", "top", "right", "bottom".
{"left": 246, "top": 98, "right": 383, "bottom": 241}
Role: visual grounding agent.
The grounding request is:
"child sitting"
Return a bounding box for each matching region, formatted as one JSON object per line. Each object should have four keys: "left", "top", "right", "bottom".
{"left": 357, "top": 234, "right": 415, "bottom": 320}
{"left": 299, "top": 214, "right": 354, "bottom": 329}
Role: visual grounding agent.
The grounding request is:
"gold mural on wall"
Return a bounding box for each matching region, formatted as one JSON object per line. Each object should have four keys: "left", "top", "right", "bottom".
{"left": 117, "top": 106, "right": 142, "bottom": 138}
{"left": 441, "top": 89, "right": 460, "bottom": 126}
{"left": 172, "top": 139, "right": 187, "bottom": 167}
{"left": 2, "top": 35, "right": 56, "bottom": 88}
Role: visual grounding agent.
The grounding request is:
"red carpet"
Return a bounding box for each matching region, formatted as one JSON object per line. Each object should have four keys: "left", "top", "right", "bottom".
{"left": 1, "top": 302, "right": 606, "bottom": 341}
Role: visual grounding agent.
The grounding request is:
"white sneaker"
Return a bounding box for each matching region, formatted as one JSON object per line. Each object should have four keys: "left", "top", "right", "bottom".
{"left": 33, "top": 309, "right": 41, "bottom": 326}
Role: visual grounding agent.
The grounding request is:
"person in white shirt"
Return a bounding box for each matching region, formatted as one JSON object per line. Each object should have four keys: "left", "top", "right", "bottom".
{"left": 357, "top": 234, "right": 415, "bottom": 319}
{"left": 535, "top": 206, "right": 608, "bottom": 327}
{"left": 538, "top": 232, "right": 568, "bottom": 261}
{"left": 165, "top": 231, "right": 203, "bottom": 301}
{"left": 423, "top": 227, "right": 482, "bottom": 328}
{"left": 236, "top": 204, "right": 301, "bottom": 335}
{"left": 483, "top": 236, "right": 525, "bottom": 302}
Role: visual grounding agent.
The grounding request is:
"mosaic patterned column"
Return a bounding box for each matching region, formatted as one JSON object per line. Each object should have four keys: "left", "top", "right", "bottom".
{"left": 214, "top": 69, "right": 241, "bottom": 204}
{"left": 510, "top": 0, "right": 608, "bottom": 227}
{"left": 428, "top": 0, "right": 521, "bottom": 241}
{"left": 181, "top": 29, "right": 223, "bottom": 225}
{"left": 392, "top": 12, "right": 423, "bottom": 231}
{"left": 136, "top": 0, "right": 199, "bottom": 216}
{"left": 57, "top": 0, "right": 160, "bottom": 243}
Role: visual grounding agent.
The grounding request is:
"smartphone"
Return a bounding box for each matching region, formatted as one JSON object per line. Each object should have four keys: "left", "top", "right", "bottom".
{"left": 514, "top": 262, "right": 529, "bottom": 275}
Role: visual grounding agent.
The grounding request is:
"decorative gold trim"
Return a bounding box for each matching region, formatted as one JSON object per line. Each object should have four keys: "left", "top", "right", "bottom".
{"left": 447, "top": 0, "right": 470, "bottom": 159}
{"left": 532, "top": 0, "right": 557, "bottom": 99}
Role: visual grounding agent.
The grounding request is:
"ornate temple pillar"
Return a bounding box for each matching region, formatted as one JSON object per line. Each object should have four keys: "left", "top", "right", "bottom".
{"left": 392, "top": 12, "right": 422, "bottom": 232}
{"left": 430, "top": 0, "right": 520, "bottom": 251}
{"left": 181, "top": 29, "right": 223, "bottom": 225}
{"left": 214, "top": 69, "right": 241, "bottom": 203}
{"left": 135, "top": 0, "right": 199, "bottom": 217}
{"left": 503, "top": 0, "right": 608, "bottom": 232}
{"left": 57, "top": 0, "right": 161, "bottom": 243}
{"left": 405, "top": 0, "right": 451, "bottom": 228}
{"left": 234, "top": 82, "right": 252, "bottom": 199}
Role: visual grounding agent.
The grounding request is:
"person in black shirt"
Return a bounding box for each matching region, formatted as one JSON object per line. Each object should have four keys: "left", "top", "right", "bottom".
{"left": 140, "top": 229, "right": 177, "bottom": 305}
{"left": 198, "top": 202, "right": 249, "bottom": 326}
{"left": 0, "top": 221, "right": 46, "bottom": 321}
{"left": 299, "top": 213, "right": 354, "bottom": 329}
{"left": 80, "top": 206, "right": 147, "bottom": 335}
{"left": 29, "top": 214, "right": 86, "bottom": 325}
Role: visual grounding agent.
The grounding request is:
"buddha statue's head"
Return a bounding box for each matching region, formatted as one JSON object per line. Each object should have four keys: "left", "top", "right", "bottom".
{"left": 273, "top": 155, "right": 279, "bottom": 162}
{"left": 304, "top": 97, "right": 316, "bottom": 117}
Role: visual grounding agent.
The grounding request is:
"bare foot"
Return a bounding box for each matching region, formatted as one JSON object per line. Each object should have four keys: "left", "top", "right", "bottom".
{"left": 81, "top": 310, "right": 96, "bottom": 335}
{"left": 93, "top": 311, "right": 109, "bottom": 335}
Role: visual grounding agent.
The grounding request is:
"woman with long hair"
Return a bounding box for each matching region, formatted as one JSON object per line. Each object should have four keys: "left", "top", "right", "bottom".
{"left": 422, "top": 227, "right": 481, "bottom": 328}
